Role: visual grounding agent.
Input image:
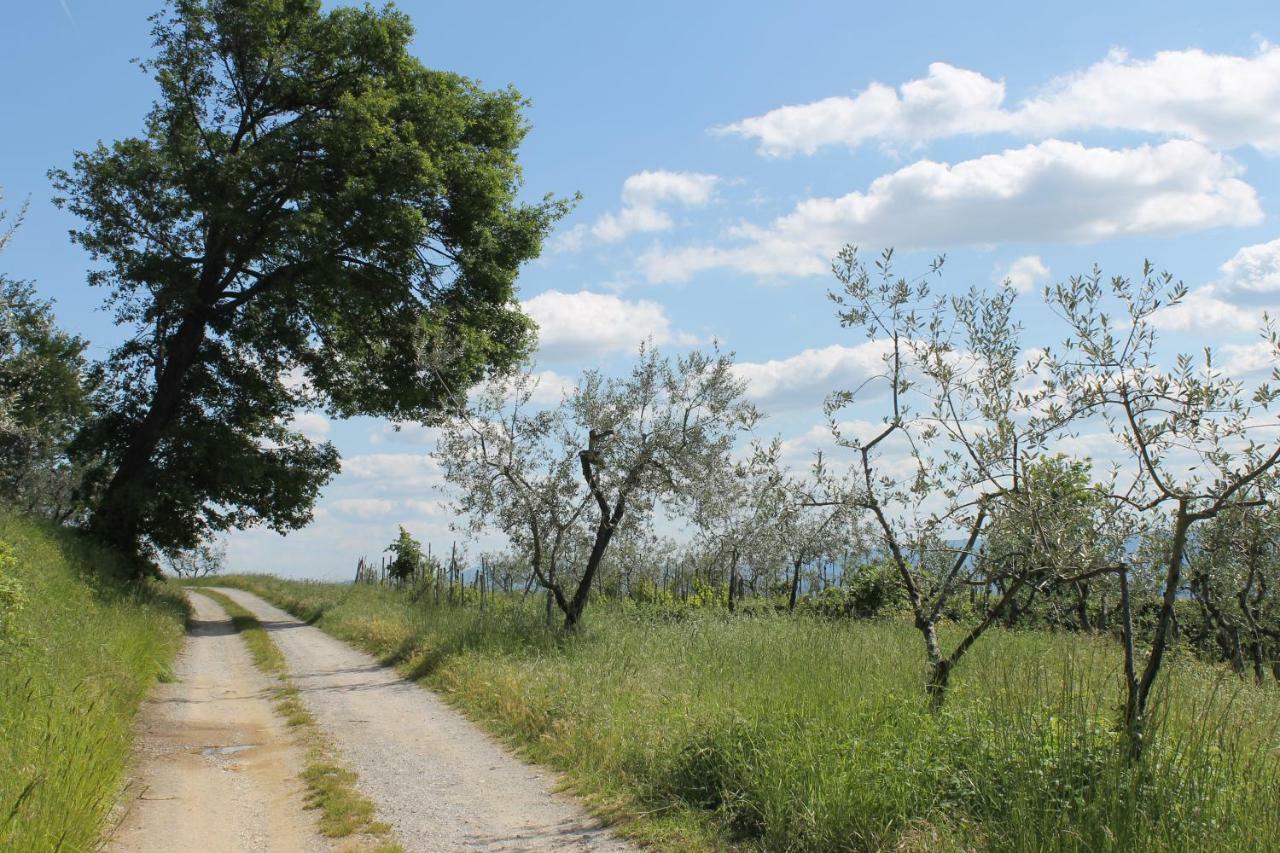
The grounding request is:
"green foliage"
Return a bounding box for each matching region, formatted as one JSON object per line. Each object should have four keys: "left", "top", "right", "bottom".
{"left": 385, "top": 525, "right": 423, "bottom": 582}
{"left": 803, "top": 562, "right": 904, "bottom": 619}
{"left": 0, "top": 540, "right": 28, "bottom": 644}
{"left": 0, "top": 509, "right": 186, "bottom": 851}
{"left": 51, "top": 0, "right": 570, "bottom": 556}
{"left": 219, "top": 574, "right": 1280, "bottom": 851}
{"left": 0, "top": 275, "right": 91, "bottom": 522}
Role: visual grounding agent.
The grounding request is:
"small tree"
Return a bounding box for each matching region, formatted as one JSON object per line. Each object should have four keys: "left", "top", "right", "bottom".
{"left": 978, "top": 455, "right": 1124, "bottom": 632}
{"left": 690, "top": 438, "right": 785, "bottom": 611}
{"left": 385, "top": 526, "right": 424, "bottom": 583}
{"left": 439, "top": 345, "right": 758, "bottom": 629}
{"left": 741, "top": 440, "right": 848, "bottom": 611}
{"left": 824, "top": 247, "right": 1112, "bottom": 705}
{"left": 1186, "top": 501, "right": 1280, "bottom": 682}
{"left": 0, "top": 193, "right": 91, "bottom": 523}
{"left": 1045, "top": 263, "right": 1280, "bottom": 754}
{"left": 165, "top": 540, "right": 226, "bottom": 579}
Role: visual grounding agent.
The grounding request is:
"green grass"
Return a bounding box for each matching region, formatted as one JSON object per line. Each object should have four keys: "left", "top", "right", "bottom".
{"left": 0, "top": 509, "right": 187, "bottom": 852}
{"left": 193, "top": 588, "right": 400, "bottom": 850}
{"left": 215, "top": 574, "right": 1280, "bottom": 851}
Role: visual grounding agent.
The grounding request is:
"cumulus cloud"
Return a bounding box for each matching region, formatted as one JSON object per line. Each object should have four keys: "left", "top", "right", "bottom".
{"left": 554, "top": 170, "right": 719, "bottom": 250}
{"left": 722, "top": 46, "right": 1280, "bottom": 156}
{"left": 1220, "top": 342, "right": 1278, "bottom": 376}
{"left": 1155, "top": 237, "right": 1280, "bottom": 333}
{"left": 291, "top": 411, "right": 331, "bottom": 442}
{"left": 721, "top": 62, "right": 1009, "bottom": 156}
{"left": 526, "top": 369, "right": 577, "bottom": 404}
{"left": 370, "top": 423, "right": 441, "bottom": 447}
{"left": 523, "top": 289, "right": 696, "bottom": 361}
{"left": 341, "top": 453, "right": 444, "bottom": 492}
{"left": 640, "top": 140, "right": 1260, "bottom": 283}
{"left": 732, "top": 342, "right": 890, "bottom": 409}
{"left": 328, "top": 498, "right": 396, "bottom": 520}
{"left": 997, "top": 255, "right": 1051, "bottom": 294}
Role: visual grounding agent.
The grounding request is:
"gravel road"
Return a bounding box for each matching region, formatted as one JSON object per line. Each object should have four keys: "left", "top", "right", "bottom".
{"left": 211, "top": 586, "right": 635, "bottom": 852}
{"left": 104, "top": 590, "right": 328, "bottom": 852}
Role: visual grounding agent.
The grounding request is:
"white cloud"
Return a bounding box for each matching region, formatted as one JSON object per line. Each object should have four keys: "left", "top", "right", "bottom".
{"left": 1155, "top": 237, "right": 1280, "bottom": 333}
{"left": 998, "top": 255, "right": 1051, "bottom": 294}
{"left": 291, "top": 411, "right": 331, "bottom": 442}
{"left": 620, "top": 170, "right": 720, "bottom": 207}
{"left": 1017, "top": 46, "right": 1280, "bottom": 152}
{"left": 733, "top": 342, "right": 890, "bottom": 409}
{"left": 1220, "top": 342, "right": 1277, "bottom": 376}
{"left": 722, "top": 46, "right": 1280, "bottom": 156}
{"left": 556, "top": 170, "right": 720, "bottom": 250}
{"left": 1216, "top": 236, "right": 1280, "bottom": 304}
{"left": 523, "top": 289, "right": 696, "bottom": 361}
{"left": 641, "top": 140, "right": 1260, "bottom": 283}
{"left": 370, "top": 423, "right": 441, "bottom": 447}
{"left": 1151, "top": 287, "right": 1262, "bottom": 334}
{"left": 527, "top": 369, "right": 577, "bottom": 405}
{"left": 721, "top": 62, "right": 1009, "bottom": 156}
{"left": 341, "top": 453, "right": 444, "bottom": 492}
{"left": 329, "top": 498, "right": 395, "bottom": 519}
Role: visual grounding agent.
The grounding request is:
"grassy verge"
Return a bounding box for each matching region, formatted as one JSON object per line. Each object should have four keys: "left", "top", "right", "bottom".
{"left": 0, "top": 509, "right": 186, "bottom": 851}
{"left": 193, "top": 588, "right": 401, "bottom": 852}
{"left": 215, "top": 574, "right": 1280, "bottom": 852}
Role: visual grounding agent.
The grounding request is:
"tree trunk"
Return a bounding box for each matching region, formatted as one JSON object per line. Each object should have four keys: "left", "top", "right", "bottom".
{"left": 1074, "top": 581, "right": 1091, "bottom": 631}
{"left": 1127, "top": 506, "right": 1191, "bottom": 756}
{"left": 1119, "top": 567, "right": 1142, "bottom": 759}
{"left": 89, "top": 310, "right": 210, "bottom": 560}
{"left": 727, "top": 546, "right": 738, "bottom": 613}
{"left": 563, "top": 520, "right": 617, "bottom": 630}
{"left": 788, "top": 559, "right": 802, "bottom": 611}
{"left": 921, "top": 620, "right": 948, "bottom": 708}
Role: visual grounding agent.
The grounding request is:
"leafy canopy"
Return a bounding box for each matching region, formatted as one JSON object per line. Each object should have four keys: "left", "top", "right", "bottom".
{"left": 51, "top": 0, "right": 568, "bottom": 553}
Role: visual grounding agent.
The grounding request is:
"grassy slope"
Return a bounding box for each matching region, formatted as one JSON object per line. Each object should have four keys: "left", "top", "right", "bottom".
{"left": 217, "top": 574, "right": 1280, "bottom": 852}
{"left": 0, "top": 510, "right": 186, "bottom": 851}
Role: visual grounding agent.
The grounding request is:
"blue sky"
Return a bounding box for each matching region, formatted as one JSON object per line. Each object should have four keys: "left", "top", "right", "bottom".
{"left": 3, "top": 1, "right": 1279, "bottom": 578}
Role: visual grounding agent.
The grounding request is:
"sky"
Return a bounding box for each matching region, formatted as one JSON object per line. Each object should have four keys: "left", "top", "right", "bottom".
{"left": 2, "top": 1, "right": 1279, "bottom": 579}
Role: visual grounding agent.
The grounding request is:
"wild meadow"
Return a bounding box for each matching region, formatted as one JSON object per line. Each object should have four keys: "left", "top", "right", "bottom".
{"left": 215, "top": 574, "right": 1280, "bottom": 852}
{"left": 0, "top": 509, "right": 186, "bottom": 851}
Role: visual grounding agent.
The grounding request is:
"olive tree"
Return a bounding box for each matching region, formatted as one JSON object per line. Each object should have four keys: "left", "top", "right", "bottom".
{"left": 689, "top": 437, "right": 791, "bottom": 611}
{"left": 51, "top": 0, "right": 567, "bottom": 565}
{"left": 1044, "top": 263, "right": 1280, "bottom": 753}
{"left": 823, "top": 247, "right": 1114, "bottom": 705}
{"left": 438, "top": 346, "right": 758, "bottom": 629}
{"left": 1186, "top": 501, "right": 1280, "bottom": 683}
{"left": 744, "top": 440, "right": 849, "bottom": 611}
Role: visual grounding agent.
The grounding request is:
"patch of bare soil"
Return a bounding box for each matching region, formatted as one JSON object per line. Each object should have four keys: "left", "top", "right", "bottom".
{"left": 102, "top": 590, "right": 328, "bottom": 853}
{"left": 213, "top": 587, "right": 634, "bottom": 852}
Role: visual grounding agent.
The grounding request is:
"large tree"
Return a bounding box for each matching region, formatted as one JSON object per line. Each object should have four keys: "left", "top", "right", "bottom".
{"left": 51, "top": 0, "right": 566, "bottom": 562}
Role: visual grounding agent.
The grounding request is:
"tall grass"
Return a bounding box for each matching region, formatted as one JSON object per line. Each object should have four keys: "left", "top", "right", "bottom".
{"left": 219, "top": 575, "right": 1280, "bottom": 851}
{"left": 0, "top": 510, "right": 186, "bottom": 851}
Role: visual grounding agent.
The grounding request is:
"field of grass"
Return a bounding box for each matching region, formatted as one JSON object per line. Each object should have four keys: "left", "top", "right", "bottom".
{"left": 216, "top": 574, "right": 1280, "bottom": 852}
{"left": 0, "top": 509, "right": 186, "bottom": 851}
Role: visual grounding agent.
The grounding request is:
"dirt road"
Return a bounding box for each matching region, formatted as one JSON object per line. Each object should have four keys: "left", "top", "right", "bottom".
{"left": 104, "top": 590, "right": 328, "bottom": 852}
{"left": 211, "top": 586, "right": 632, "bottom": 852}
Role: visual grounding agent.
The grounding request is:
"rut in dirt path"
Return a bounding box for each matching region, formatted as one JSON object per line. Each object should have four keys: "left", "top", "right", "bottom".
{"left": 104, "top": 590, "right": 329, "bottom": 853}
{"left": 211, "top": 587, "right": 635, "bottom": 853}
